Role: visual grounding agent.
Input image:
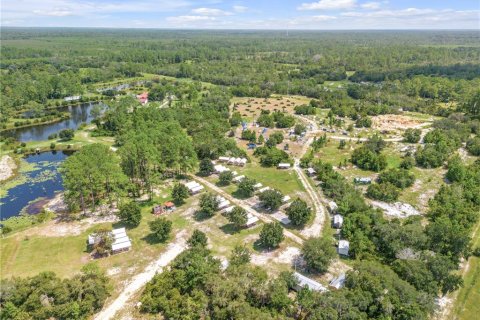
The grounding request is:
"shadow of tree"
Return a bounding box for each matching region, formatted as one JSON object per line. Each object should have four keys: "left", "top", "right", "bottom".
{"left": 194, "top": 210, "right": 213, "bottom": 222}
{"left": 220, "top": 223, "right": 240, "bottom": 235}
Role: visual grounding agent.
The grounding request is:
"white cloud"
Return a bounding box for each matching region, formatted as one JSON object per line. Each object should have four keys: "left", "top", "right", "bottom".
{"left": 32, "top": 9, "right": 74, "bottom": 17}
{"left": 361, "top": 2, "right": 381, "bottom": 10}
{"left": 298, "top": 0, "right": 356, "bottom": 11}
{"left": 166, "top": 15, "right": 216, "bottom": 23}
{"left": 191, "top": 8, "right": 233, "bottom": 16}
{"left": 311, "top": 15, "right": 337, "bottom": 21}
{"left": 233, "top": 5, "right": 248, "bottom": 13}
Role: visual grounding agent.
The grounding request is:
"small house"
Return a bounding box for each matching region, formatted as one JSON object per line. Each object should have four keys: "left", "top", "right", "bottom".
{"left": 338, "top": 240, "right": 350, "bottom": 256}
{"left": 218, "top": 156, "right": 230, "bottom": 162}
{"left": 278, "top": 163, "right": 291, "bottom": 169}
{"left": 233, "top": 175, "right": 245, "bottom": 183}
{"left": 333, "top": 214, "right": 343, "bottom": 229}
{"left": 152, "top": 205, "right": 163, "bottom": 215}
{"left": 214, "top": 164, "right": 230, "bottom": 173}
{"left": 222, "top": 205, "right": 235, "bottom": 215}
{"left": 293, "top": 272, "right": 327, "bottom": 292}
{"left": 354, "top": 177, "right": 372, "bottom": 185}
{"left": 64, "top": 95, "right": 81, "bottom": 102}
{"left": 258, "top": 186, "right": 271, "bottom": 194}
{"left": 306, "top": 167, "right": 316, "bottom": 177}
{"left": 164, "top": 201, "right": 176, "bottom": 212}
{"left": 328, "top": 201, "right": 338, "bottom": 213}
{"left": 190, "top": 185, "right": 204, "bottom": 194}
{"left": 253, "top": 182, "right": 263, "bottom": 190}
{"left": 216, "top": 196, "right": 230, "bottom": 210}
{"left": 244, "top": 213, "right": 259, "bottom": 228}
{"left": 329, "top": 274, "right": 346, "bottom": 290}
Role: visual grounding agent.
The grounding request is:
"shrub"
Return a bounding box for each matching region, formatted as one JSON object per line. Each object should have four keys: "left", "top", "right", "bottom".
{"left": 218, "top": 171, "right": 233, "bottom": 186}
{"left": 286, "top": 198, "right": 312, "bottom": 226}
{"left": 366, "top": 182, "right": 400, "bottom": 202}
{"left": 187, "top": 229, "right": 208, "bottom": 248}
{"left": 118, "top": 201, "right": 142, "bottom": 227}
{"left": 258, "top": 189, "right": 283, "bottom": 211}
{"left": 403, "top": 129, "right": 421, "bottom": 143}
{"left": 302, "top": 237, "right": 336, "bottom": 274}
{"left": 378, "top": 168, "right": 415, "bottom": 189}
{"left": 199, "top": 192, "right": 219, "bottom": 217}
{"left": 227, "top": 206, "right": 248, "bottom": 229}
{"left": 172, "top": 183, "right": 189, "bottom": 205}
{"left": 199, "top": 158, "right": 214, "bottom": 176}
{"left": 466, "top": 137, "right": 480, "bottom": 156}
{"left": 149, "top": 218, "right": 172, "bottom": 242}
{"left": 58, "top": 128, "right": 75, "bottom": 141}
{"left": 259, "top": 222, "right": 284, "bottom": 249}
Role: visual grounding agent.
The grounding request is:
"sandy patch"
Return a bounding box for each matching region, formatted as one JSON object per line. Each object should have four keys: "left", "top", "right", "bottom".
{"left": 371, "top": 114, "right": 427, "bottom": 132}
{"left": 44, "top": 193, "right": 68, "bottom": 213}
{"left": 251, "top": 246, "right": 300, "bottom": 266}
{"left": 369, "top": 200, "right": 420, "bottom": 218}
{"left": 0, "top": 155, "right": 17, "bottom": 181}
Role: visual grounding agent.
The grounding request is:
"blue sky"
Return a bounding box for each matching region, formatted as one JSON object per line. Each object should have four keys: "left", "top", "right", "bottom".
{"left": 1, "top": 0, "right": 479, "bottom": 29}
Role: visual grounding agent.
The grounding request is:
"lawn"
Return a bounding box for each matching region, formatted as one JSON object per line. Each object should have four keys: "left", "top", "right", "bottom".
{"left": 240, "top": 163, "right": 305, "bottom": 196}
{"left": 452, "top": 225, "right": 480, "bottom": 320}
{"left": 0, "top": 184, "right": 189, "bottom": 279}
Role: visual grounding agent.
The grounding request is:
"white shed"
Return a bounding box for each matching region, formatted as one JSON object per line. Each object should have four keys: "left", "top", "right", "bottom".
{"left": 293, "top": 272, "right": 327, "bottom": 292}
{"left": 278, "top": 163, "right": 291, "bottom": 169}
{"left": 333, "top": 214, "right": 344, "bottom": 229}
{"left": 338, "top": 240, "right": 350, "bottom": 256}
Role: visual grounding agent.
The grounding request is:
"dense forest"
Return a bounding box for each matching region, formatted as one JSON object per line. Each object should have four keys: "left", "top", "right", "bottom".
{"left": 1, "top": 28, "right": 479, "bottom": 121}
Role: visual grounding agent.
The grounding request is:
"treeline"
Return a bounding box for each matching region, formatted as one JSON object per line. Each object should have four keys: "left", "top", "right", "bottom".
{"left": 2, "top": 29, "right": 479, "bottom": 119}
{"left": 0, "top": 264, "right": 110, "bottom": 320}
{"left": 140, "top": 231, "right": 435, "bottom": 319}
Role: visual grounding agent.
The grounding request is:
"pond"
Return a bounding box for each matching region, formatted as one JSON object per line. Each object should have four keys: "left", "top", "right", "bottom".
{"left": 3, "top": 102, "right": 106, "bottom": 142}
{"left": 0, "top": 151, "right": 71, "bottom": 220}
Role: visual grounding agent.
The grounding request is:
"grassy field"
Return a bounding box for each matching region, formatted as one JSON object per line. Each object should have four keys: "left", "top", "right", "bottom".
{"left": 0, "top": 184, "right": 182, "bottom": 279}
{"left": 452, "top": 225, "right": 480, "bottom": 320}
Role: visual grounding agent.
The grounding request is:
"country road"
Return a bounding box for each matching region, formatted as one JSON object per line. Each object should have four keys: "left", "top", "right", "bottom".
{"left": 94, "top": 231, "right": 188, "bottom": 320}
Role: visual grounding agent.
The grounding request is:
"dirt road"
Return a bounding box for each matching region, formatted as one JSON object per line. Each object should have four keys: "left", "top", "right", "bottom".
{"left": 94, "top": 231, "right": 188, "bottom": 320}
{"left": 192, "top": 176, "right": 305, "bottom": 245}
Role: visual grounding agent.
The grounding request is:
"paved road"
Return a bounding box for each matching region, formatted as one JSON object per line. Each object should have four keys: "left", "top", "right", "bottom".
{"left": 94, "top": 231, "right": 188, "bottom": 320}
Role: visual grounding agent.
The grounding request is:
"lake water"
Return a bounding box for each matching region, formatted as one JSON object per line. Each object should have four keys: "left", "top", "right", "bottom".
{"left": 3, "top": 102, "right": 105, "bottom": 142}
{"left": 0, "top": 151, "right": 71, "bottom": 220}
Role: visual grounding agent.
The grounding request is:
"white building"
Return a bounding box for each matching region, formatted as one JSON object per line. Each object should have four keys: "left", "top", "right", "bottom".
{"left": 244, "top": 213, "right": 259, "bottom": 227}
{"left": 328, "top": 201, "right": 338, "bottom": 213}
{"left": 278, "top": 163, "right": 291, "bottom": 169}
{"left": 282, "top": 195, "right": 291, "bottom": 203}
{"left": 257, "top": 186, "right": 271, "bottom": 194}
{"left": 293, "top": 272, "right": 328, "bottom": 292}
{"left": 214, "top": 164, "right": 230, "bottom": 173}
{"left": 333, "top": 214, "right": 344, "bottom": 229}
{"left": 232, "top": 175, "right": 245, "bottom": 183}
{"left": 253, "top": 182, "right": 263, "bottom": 190}
{"left": 184, "top": 181, "right": 204, "bottom": 194}
{"left": 329, "top": 274, "right": 346, "bottom": 290}
{"left": 216, "top": 196, "right": 230, "bottom": 210}
{"left": 306, "top": 167, "right": 316, "bottom": 176}
{"left": 338, "top": 240, "right": 350, "bottom": 256}
{"left": 64, "top": 95, "right": 81, "bottom": 102}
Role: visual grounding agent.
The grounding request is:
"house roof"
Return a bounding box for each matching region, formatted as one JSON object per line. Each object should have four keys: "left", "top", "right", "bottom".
{"left": 164, "top": 201, "right": 175, "bottom": 207}
{"left": 294, "top": 272, "right": 327, "bottom": 292}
